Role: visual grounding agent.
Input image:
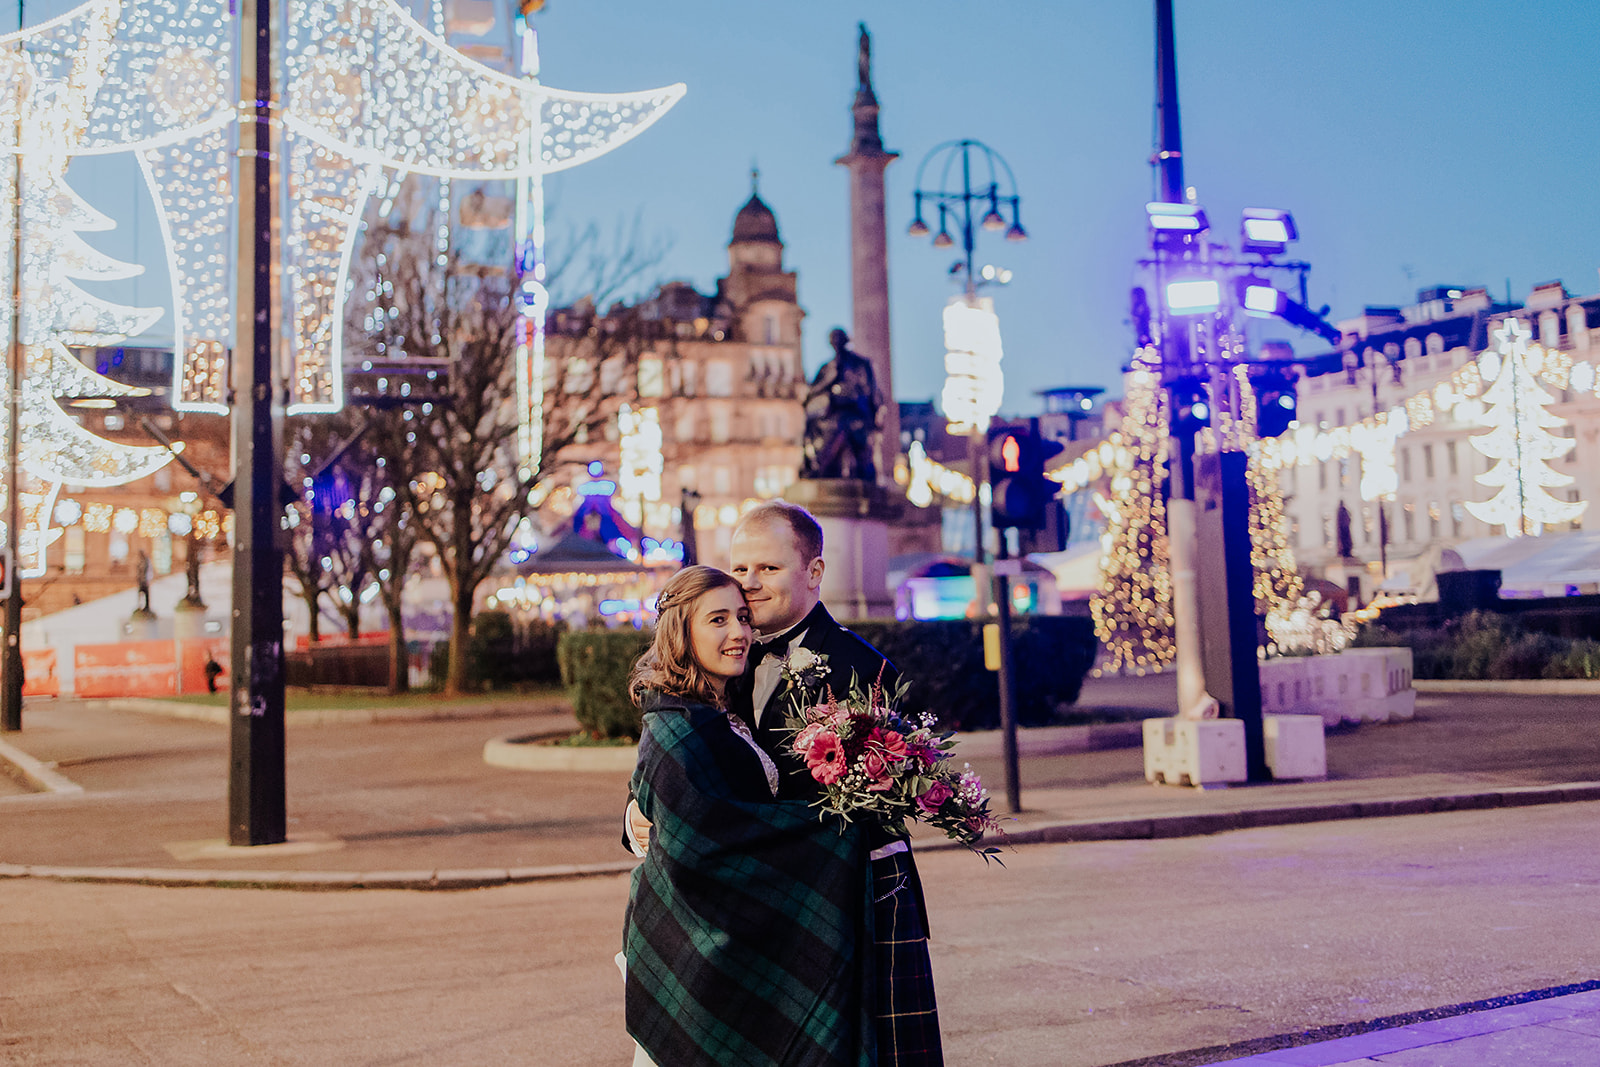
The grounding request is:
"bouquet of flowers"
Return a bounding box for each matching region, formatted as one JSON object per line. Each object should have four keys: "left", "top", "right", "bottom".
{"left": 778, "top": 649, "right": 1001, "bottom": 860}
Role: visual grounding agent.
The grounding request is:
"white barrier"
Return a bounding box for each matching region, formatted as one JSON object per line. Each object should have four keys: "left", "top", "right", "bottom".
{"left": 1259, "top": 648, "right": 1415, "bottom": 725}
{"left": 1142, "top": 718, "right": 1246, "bottom": 786}
{"left": 1263, "top": 714, "right": 1327, "bottom": 780}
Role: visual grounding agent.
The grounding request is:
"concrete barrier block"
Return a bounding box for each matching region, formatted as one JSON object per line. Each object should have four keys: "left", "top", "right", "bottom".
{"left": 1143, "top": 717, "right": 1247, "bottom": 787}
{"left": 1264, "top": 714, "right": 1327, "bottom": 780}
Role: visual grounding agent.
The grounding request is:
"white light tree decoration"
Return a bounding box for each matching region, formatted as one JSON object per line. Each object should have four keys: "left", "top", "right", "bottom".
{"left": 1464, "top": 318, "right": 1587, "bottom": 537}
{"left": 0, "top": 0, "right": 683, "bottom": 571}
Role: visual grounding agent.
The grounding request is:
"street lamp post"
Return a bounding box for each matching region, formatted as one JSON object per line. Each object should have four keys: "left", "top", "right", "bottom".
{"left": 906, "top": 139, "right": 1026, "bottom": 571}
{"left": 907, "top": 138, "right": 1026, "bottom": 812}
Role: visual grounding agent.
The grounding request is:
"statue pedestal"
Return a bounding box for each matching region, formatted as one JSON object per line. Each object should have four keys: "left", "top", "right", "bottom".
{"left": 784, "top": 479, "right": 897, "bottom": 620}
{"left": 173, "top": 600, "right": 208, "bottom": 641}
{"left": 124, "top": 608, "right": 159, "bottom": 641}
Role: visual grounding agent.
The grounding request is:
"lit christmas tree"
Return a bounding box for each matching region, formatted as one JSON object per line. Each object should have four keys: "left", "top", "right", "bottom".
{"left": 1091, "top": 363, "right": 1174, "bottom": 674}
{"left": 1464, "top": 318, "right": 1587, "bottom": 537}
{"left": 1235, "top": 366, "right": 1308, "bottom": 655}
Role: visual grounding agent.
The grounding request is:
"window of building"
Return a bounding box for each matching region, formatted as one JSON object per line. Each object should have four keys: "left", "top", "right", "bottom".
{"left": 710, "top": 408, "right": 730, "bottom": 443}
{"left": 64, "top": 526, "right": 85, "bottom": 574}
{"left": 638, "top": 356, "right": 664, "bottom": 398}
{"left": 1429, "top": 504, "right": 1440, "bottom": 539}
{"left": 713, "top": 465, "right": 732, "bottom": 495}
{"left": 1339, "top": 458, "right": 1350, "bottom": 487}
{"left": 563, "top": 357, "right": 593, "bottom": 394}
{"left": 1336, "top": 407, "right": 1346, "bottom": 426}
{"left": 681, "top": 362, "right": 697, "bottom": 396}
{"left": 1570, "top": 490, "right": 1583, "bottom": 531}
{"left": 1400, "top": 448, "right": 1411, "bottom": 482}
{"left": 764, "top": 314, "right": 781, "bottom": 345}
{"left": 705, "top": 361, "right": 733, "bottom": 397}
{"left": 109, "top": 531, "right": 129, "bottom": 563}
{"left": 1318, "top": 461, "right": 1327, "bottom": 490}
{"left": 1426, "top": 332, "right": 1445, "bottom": 355}
{"left": 1451, "top": 502, "right": 1465, "bottom": 537}
{"left": 1402, "top": 508, "right": 1415, "bottom": 541}
{"left": 679, "top": 465, "right": 697, "bottom": 489}
{"left": 1446, "top": 441, "right": 1458, "bottom": 475}
{"left": 1422, "top": 444, "right": 1434, "bottom": 479}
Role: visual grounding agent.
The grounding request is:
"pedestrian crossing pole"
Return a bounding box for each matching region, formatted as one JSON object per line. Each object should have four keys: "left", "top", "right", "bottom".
{"left": 228, "top": 0, "right": 287, "bottom": 845}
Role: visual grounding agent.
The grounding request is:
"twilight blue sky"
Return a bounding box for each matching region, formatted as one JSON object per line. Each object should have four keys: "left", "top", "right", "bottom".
{"left": 531, "top": 0, "right": 1600, "bottom": 414}
{"left": 51, "top": 0, "right": 1600, "bottom": 417}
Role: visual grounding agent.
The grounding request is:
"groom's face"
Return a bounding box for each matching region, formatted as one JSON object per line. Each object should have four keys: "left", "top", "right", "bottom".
{"left": 729, "top": 520, "right": 823, "bottom": 636}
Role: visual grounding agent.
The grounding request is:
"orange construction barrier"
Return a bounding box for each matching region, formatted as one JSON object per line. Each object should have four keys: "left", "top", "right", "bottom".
{"left": 22, "top": 647, "right": 58, "bottom": 697}
{"left": 74, "top": 640, "right": 179, "bottom": 699}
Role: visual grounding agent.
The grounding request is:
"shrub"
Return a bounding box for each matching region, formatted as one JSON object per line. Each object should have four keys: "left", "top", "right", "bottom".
{"left": 558, "top": 628, "right": 653, "bottom": 740}
{"left": 1354, "top": 610, "right": 1600, "bottom": 680}
{"left": 853, "top": 616, "right": 1097, "bottom": 731}
{"left": 462, "top": 612, "right": 568, "bottom": 691}
{"left": 554, "top": 616, "right": 1099, "bottom": 739}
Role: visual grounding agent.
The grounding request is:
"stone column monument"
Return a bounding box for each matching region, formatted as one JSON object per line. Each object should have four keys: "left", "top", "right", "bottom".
{"left": 833, "top": 22, "right": 898, "bottom": 478}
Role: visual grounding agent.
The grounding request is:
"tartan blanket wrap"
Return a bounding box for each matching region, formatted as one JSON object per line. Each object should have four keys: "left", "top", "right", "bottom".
{"left": 625, "top": 702, "right": 877, "bottom": 1067}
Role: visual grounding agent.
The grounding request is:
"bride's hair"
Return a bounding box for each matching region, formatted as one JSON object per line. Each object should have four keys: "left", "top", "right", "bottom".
{"left": 630, "top": 565, "right": 744, "bottom": 708}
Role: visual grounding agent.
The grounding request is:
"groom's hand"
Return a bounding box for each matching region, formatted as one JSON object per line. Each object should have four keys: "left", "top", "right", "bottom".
{"left": 625, "top": 798, "right": 653, "bottom": 856}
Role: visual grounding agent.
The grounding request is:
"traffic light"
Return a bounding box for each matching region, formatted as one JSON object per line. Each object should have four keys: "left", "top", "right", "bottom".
{"left": 1251, "top": 366, "right": 1299, "bottom": 438}
{"left": 988, "top": 420, "right": 1065, "bottom": 530}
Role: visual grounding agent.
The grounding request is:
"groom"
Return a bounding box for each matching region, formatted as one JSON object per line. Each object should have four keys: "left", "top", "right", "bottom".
{"left": 648, "top": 500, "right": 944, "bottom": 1066}
{"left": 624, "top": 502, "right": 940, "bottom": 1067}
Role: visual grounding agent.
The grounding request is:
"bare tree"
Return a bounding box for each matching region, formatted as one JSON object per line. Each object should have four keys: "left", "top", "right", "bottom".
{"left": 342, "top": 178, "right": 674, "bottom": 693}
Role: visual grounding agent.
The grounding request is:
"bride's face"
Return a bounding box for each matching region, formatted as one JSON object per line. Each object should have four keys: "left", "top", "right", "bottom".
{"left": 689, "top": 585, "right": 753, "bottom": 683}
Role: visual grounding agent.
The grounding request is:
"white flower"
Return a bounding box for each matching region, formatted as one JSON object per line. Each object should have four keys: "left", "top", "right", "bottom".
{"left": 786, "top": 648, "right": 820, "bottom": 672}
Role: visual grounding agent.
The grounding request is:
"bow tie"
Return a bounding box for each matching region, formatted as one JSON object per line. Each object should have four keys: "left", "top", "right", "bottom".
{"left": 750, "top": 639, "right": 783, "bottom": 670}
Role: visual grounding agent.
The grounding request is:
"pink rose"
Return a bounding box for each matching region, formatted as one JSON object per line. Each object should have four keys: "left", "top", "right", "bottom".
{"left": 915, "top": 779, "right": 953, "bottom": 814}
{"left": 873, "top": 729, "right": 908, "bottom": 761}
{"left": 862, "top": 749, "right": 894, "bottom": 791}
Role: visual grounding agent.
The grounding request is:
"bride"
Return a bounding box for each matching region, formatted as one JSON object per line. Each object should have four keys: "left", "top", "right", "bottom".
{"left": 620, "top": 565, "right": 875, "bottom": 1067}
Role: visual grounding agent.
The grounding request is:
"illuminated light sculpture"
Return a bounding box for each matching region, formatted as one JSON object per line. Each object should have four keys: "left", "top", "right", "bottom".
{"left": 1464, "top": 318, "right": 1587, "bottom": 536}
{"left": 1234, "top": 367, "right": 1306, "bottom": 656}
{"left": 1, "top": 0, "right": 683, "bottom": 435}
{"left": 940, "top": 296, "right": 1004, "bottom": 434}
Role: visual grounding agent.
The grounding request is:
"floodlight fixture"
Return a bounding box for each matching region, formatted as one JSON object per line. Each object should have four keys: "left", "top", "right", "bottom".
{"left": 1005, "top": 219, "right": 1028, "bottom": 242}
{"left": 1165, "top": 278, "right": 1220, "bottom": 315}
{"left": 1146, "top": 201, "right": 1209, "bottom": 233}
{"left": 1241, "top": 208, "right": 1298, "bottom": 256}
{"left": 1240, "top": 277, "right": 1289, "bottom": 317}
{"left": 933, "top": 229, "right": 954, "bottom": 249}
{"left": 908, "top": 215, "right": 930, "bottom": 238}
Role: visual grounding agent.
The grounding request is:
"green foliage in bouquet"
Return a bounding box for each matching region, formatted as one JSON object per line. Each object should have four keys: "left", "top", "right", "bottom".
{"left": 851, "top": 616, "right": 1097, "bottom": 731}
{"left": 557, "top": 629, "right": 654, "bottom": 739}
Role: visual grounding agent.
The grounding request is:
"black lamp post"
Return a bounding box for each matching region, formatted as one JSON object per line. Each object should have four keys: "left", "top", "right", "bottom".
{"left": 907, "top": 138, "right": 1027, "bottom": 814}
{"left": 906, "top": 138, "right": 1026, "bottom": 569}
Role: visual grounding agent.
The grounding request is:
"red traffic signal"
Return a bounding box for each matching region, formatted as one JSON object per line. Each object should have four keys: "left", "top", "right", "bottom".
{"left": 987, "top": 420, "right": 1064, "bottom": 530}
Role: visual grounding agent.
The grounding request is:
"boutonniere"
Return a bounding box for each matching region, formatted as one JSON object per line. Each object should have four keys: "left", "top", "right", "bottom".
{"left": 778, "top": 648, "right": 830, "bottom": 690}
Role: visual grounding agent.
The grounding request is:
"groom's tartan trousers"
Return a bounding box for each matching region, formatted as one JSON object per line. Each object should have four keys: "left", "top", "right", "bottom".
{"left": 872, "top": 848, "right": 944, "bottom": 1066}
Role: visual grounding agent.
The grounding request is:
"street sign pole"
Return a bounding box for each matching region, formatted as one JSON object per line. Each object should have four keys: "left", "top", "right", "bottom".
{"left": 228, "top": 0, "right": 286, "bottom": 845}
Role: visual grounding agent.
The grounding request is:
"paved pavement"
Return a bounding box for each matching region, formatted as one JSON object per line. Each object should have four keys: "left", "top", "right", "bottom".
{"left": 2, "top": 677, "right": 1600, "bottom": 1064}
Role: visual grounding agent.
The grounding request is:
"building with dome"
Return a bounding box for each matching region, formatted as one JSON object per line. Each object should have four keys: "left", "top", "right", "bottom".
{"left": 540, "top": 179, "right": 808, "bottom": 563}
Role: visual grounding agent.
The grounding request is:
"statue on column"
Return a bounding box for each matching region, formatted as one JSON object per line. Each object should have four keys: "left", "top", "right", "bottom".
{"left": 801, "top": 327, "right": 883, "bottom": 482}
{"left": 857, "top": 22, "right": 871, "bottom": 87}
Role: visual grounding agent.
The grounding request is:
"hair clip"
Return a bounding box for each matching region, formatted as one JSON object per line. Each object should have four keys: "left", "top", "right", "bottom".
{"left": 656, "top": 590, "right": 677, "bottom": 610}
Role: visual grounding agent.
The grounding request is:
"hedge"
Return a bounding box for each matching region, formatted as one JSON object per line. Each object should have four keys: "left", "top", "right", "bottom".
{"left": 1354, "top": 610, "right": 1600, "bottom": 680}
{"left": 558, "top": 628, "right": 653, "bottom": 739}
{"left": 555, "top": 616, "right": 1097, "bottom": 740}
{"left": 852, "top": 617, "right": 1097, "bottom": 731}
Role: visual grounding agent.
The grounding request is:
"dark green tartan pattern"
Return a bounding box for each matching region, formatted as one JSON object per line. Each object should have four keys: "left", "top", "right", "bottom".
{"left": 625, "top": 700, "right": 876, "bottom": 1067}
